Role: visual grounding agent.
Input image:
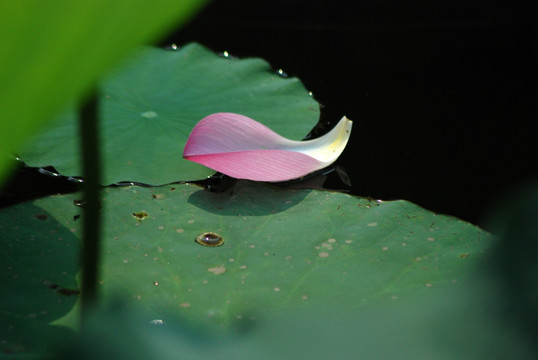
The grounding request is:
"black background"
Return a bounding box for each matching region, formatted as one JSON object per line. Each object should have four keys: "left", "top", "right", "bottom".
{"left": 164, "top": 0, "right": 537, "bottom": 227}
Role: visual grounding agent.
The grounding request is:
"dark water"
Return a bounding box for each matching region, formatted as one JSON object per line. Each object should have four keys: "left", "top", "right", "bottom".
{"left": 163, "top": 0, "right": 537, "bottom": 226}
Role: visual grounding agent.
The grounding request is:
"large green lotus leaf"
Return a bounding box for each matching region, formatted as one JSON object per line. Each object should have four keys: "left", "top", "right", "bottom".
{"left": 18, "top": 44, "right": 320, "bottom": 185}
{"left": 0, "top": 183, "right": 490, "bottom": 342}
{"left": 0, "top": 0, "right": 207, "bottom": 184}
{"left": 0, "top": 203, "right": 79, "bottom": 354}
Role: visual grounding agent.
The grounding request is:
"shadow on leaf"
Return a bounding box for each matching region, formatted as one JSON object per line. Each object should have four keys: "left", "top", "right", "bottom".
{"left": 187, "top": 181, "right": 311, "bottom": 216}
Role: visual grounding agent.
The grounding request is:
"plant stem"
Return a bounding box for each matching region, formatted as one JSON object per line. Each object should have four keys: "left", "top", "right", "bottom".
{"left": 78, "top": 88, "right": 102, "bottom": 323}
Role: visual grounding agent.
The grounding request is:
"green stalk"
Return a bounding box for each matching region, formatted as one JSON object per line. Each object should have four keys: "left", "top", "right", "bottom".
{"left": 78, "top": 89, "right": 102, "bottom": 323}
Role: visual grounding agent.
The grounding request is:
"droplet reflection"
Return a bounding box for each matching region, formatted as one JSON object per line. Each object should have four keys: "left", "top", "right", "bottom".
{"left": 195, "top": 232, "right": 224, "bottom": 247}
{"left": 132, "top": 211, "right": 148, "bottom": 221}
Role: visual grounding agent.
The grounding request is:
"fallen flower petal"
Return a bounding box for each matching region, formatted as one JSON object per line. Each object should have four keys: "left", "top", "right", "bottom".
{"left": 183, "top": 113, "right": 352, "bottom": 182}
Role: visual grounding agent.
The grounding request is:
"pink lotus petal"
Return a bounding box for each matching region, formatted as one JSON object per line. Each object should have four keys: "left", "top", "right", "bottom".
{"left": 186, "top": 150, "right": 324, "bottom": 182}
{"left": 183, "top": 112, "right": 351, "bottom": 182}
{"left": 183, "top": 113, "right": 296, "bottom": 155}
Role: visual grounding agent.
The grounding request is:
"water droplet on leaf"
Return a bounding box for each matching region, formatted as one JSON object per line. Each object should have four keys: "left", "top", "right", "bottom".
{"left": 195, "top": 232, "right": 224, "bottom": 247}
{"left": 73, "top": 199, "right": 86, "bottom": 208}
{"left": 132, "top": 211, "right": 148, "bottom": 221}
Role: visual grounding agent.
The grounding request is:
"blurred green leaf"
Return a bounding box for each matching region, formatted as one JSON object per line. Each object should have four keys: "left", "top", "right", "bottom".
{"left": 17, "top": 43, "right": 319, "bottom": 184}
{"left": 0, "top": 203, "right": 79, "bottom": 355}
{"left": 54, "top": 280, "right": 536, "bottom": 360}
{"left": 0, "top": 0, "right": 207, "bottom": 184}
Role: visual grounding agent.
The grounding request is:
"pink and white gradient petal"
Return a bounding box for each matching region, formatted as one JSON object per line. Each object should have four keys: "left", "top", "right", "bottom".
{"left": 183, "top": 112, "right": 352, "bottom": 182}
